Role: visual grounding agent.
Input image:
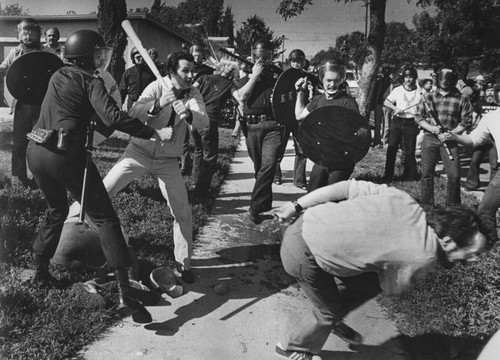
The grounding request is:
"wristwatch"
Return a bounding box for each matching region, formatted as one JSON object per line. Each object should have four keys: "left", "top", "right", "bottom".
{"left": 292, "top": 200, "right": 303, "bottom": 213}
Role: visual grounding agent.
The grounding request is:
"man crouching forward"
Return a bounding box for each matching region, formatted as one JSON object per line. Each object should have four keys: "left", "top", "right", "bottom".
{"left": 273, "top": 179, "right": 496, "bottom": 360}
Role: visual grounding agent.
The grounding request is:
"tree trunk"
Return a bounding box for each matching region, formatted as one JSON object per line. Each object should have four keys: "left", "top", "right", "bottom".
{"left": 97, "top": 0, "right": 127, "bottom": 82}
{"left": 357, "top": 0, "right": 386, "bottom": 118}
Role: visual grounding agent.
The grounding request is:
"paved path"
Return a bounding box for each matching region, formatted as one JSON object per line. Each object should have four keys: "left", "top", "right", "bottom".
{"left": 81, "top": 136, "right": 405, "bottom": 360}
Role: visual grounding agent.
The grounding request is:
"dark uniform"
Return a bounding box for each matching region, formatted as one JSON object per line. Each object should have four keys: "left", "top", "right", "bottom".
{"left": 27, "top": 65, "right": 155, "bottom": 268}
{"left": 237, "top": 71, "right": 282, "bottom": 219}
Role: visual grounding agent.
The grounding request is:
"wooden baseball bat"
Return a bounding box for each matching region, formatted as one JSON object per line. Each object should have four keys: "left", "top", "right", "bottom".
{"left": 121, "top": 20, "right": 187, "bottom": 120}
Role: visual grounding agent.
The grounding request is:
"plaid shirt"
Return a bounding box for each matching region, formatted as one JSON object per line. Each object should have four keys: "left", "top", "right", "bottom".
{"left": 415, "top": 89, "right": 473, "bottom": 131}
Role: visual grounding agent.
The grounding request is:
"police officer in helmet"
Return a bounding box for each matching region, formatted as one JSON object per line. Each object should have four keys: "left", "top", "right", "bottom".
{"left": 27, "top": 30, "right": 172, "bottom": 322}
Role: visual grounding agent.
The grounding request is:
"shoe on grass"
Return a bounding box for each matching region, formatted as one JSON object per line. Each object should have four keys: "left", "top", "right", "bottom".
{"left": 247, "top": 210, "right": 262, "bottom": 224}
{"left": 274, "top": 343, "right": 318, "bottom": 360}
{"left": 331, "top": 321, "right": 363, "bottom": 345}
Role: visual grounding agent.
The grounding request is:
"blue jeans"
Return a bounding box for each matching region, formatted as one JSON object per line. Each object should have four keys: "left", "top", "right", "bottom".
{"left": 245, "top": 119, "right": 282, "bottom": 215}
{"left": 308, "top": 164, "right": 354, "bottom": 192}
{"left": 280, "top": 215, "right": 381, "bottom": 354}
{"left": 420, "top": 133, "right": 461, "bottom": 208}
{"left": 478, "top": 169, "right": 500, "bottom": 228}
{"left": 384, "top": 117, "right": 419, "bottom": 180}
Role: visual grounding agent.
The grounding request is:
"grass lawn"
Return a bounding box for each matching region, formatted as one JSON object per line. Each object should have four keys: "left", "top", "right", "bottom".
{"left": 0, "top": 124, "right": 238, "bottom": 360}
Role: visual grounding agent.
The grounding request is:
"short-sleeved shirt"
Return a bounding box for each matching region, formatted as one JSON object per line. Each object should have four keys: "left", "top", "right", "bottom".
{"left": 306, "top": 92, "right": 359, "bottom": 113}
{"left": 385, "top": 85, "right": 422, "bottom": 118}
{"left": 237, "top": 73, "right": 276, "bottom": 116}
{"left": 416, "top": 89, "right": 473, "bottom": 131}
{"left": 196, "top": 74, "right": 237, "bottom": 120}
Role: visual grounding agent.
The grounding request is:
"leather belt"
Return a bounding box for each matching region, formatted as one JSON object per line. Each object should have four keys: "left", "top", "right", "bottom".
{"left": 244, "top": 114, "right": 274, "bottom": 124}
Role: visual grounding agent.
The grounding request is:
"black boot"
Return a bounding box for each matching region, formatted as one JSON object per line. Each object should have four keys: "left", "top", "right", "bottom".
{"left": 114, "top": 268, "right": 152, "bottom": 323}
{"left": 33, "top": 255, "right": 62, "bottom": 289}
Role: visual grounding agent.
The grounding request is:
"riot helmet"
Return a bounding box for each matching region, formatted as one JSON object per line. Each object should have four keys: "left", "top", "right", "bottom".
{"left": 402, "top": 66, "right": 418, "bottom": 79}
{"left": 65, "top": 30, "right": 113, "bottom": 72}
{"left": 318, "top": 60, "right": 346, "bottom": 95}
{"left": 437, "top": 68, "right": 458, "bottom": 91}
{"left": 289, "top": 49, "right": 306, "bottom": 70}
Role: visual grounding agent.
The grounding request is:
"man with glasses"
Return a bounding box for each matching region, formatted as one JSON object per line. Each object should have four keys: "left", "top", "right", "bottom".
{"left": 234, "top": 40, "right": 283, "bottom": 224}
{"left": 273, "top": 179, "right": 495, "bottom": 360}
{"left": 119, "top": 47, "right": 156, "bottom": 111}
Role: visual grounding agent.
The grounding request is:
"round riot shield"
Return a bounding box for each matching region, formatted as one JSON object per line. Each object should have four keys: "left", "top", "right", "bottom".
{"left": 6, "top": 51, "right": 64, "bottom": 104}
{"left": 297, "top": 105, "right": 371, "bottom": 169}
{"left": 271, "top": 68, "right": 303, "bottom": 130}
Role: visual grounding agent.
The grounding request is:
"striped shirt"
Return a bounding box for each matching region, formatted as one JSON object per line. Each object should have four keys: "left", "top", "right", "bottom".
{"left": 415, "top": 89, "right": 473, "bottom": 131}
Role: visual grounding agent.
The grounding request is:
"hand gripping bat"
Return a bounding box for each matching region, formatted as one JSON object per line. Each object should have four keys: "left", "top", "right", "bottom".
{"left": 121, "top": 20, "right": 187, "bottom": 121}
{"left": 422, "top": 100, "right": 454, "bottom": 161}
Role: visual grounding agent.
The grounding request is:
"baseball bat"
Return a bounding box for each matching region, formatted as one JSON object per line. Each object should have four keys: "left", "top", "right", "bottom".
{"left": 121, "top": 20, "right": 187, "bottom": 120}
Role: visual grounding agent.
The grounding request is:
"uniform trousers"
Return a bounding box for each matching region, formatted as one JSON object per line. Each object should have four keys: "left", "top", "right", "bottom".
{"left": 245, "top": 119, "right": 282, "bottom": 215}
{"left": 27, "top": 140, "right": 131, "bottom": 269}
{"left": 103, "top": 142, "right": 192, "bottom": 270}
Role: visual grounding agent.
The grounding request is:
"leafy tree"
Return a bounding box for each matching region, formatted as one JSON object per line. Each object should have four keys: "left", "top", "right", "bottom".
{"left": 277, "top": 0, "right": 387, "bottom": 117}
{"left": 0, "top": 3, "right": 28, "bottom": 15}
{"left": 219, "top": 6, "right": 235, "bottom": 44}
{"left": 381, "top": 21, "right": 417, "bottom": 71}
{"left": 97, "top": 0, "right": 127, "bottom": 82}
{"left": 234, "top": 15, "right": 282, "bottom": 59}
{"left": 335, "top": 31, "right": 369, "bottom": 69}
{"left": 310, "top": 47, "right": 343, "bottom": 67}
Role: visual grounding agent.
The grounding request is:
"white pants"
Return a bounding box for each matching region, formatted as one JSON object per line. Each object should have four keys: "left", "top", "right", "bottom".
{"left": 102, "top": 143, "right": 192, "bottom": 270}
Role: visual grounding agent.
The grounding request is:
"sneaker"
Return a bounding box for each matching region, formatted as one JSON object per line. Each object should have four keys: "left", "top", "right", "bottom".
{"left": 181, "top": 269, "right": 195, "bottom": 284}
{"left": 274, "top": 343, "right": 315, "bottom": 360}
{"left": 331, "top": 321, "right": 363, "bottom": 345}
{"left": 274, "top": 178, "right": 282, "bottom": 185}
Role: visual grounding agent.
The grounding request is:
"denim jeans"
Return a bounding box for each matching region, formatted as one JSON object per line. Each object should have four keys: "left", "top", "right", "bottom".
{"left": 280, "top": 215, "right": 381, "bottom": 354}
{"left": 420, "top": 133, "right": 461, "bottom": 208}
{"left": 465, "top": 141, "right": 498, "bottom": 189}
{"left": 384, "top": 117, "right": 419, "bottom": 180}
{"left": 191, "top": 121, "right": 219, "bottom": 196}
{"left": 27, "top": 141, "right": 132, "bottom": 269}
{"left": 103, "top": 143, "right": 193, "bottom": 270}
{"left": 12, "top": 102, "right": 41, "bottom": 180}
{"left": 275, "top": 126, "right": 307, "bottom": 186}
{"left": 245, "top": 119, "right": 282, "bottom": 215}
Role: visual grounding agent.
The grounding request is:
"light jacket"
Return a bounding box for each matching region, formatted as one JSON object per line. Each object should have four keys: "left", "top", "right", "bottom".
{"left": 129, "top": 76, "right": 209, "bottom": 158}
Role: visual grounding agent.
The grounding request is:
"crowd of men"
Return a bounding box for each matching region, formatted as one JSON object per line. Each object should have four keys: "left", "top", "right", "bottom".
{"left": 1, "top": 18, "right": 499, "bottom": 360}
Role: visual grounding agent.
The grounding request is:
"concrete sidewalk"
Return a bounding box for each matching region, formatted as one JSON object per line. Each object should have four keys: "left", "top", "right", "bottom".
{"left": 81, "top": 137, "right": 405, "bottom": 360}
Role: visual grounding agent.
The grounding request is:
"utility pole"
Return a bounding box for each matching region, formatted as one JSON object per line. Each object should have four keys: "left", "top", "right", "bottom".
{"left": 363, "top": 0, "right": 369, "bottom": 41}
{"left": 281, "top": 35, "right": 289, "bottom": 63}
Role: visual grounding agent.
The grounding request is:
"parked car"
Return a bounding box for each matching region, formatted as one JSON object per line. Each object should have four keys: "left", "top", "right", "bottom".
{"left": 345, "top": 69, "right": 359, "bottom": 97}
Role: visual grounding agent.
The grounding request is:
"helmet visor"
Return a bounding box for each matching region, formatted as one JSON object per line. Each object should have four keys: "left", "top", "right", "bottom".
{"left": 94, "top": 46, "right": 113, "bottom": 72}
{"left": 253, "top": 48, "right": 273, "bottom": 63}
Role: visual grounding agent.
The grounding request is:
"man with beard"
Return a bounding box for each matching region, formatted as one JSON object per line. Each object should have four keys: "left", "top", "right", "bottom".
{"left": 274, "top": 179, "right": 495, "bottom": 360}
{"left": 382, "top": 66, "right": 422, "bottom": 181}
{"left": 415, "top": 67, "right": 473, "bottom": 210}
{"left": 119, "top": 47, "right": 156, "bottom": 111}
{"left": 0, "top": 18, "right": 56, "bottom": 188}
{"left": 42, "top": 27, "right": 64, "bottom": 60}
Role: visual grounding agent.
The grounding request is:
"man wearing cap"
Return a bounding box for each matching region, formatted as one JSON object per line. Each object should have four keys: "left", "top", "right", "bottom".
{"left": 119, "top": 47, "right": 156, "bottom": 111}
{"left": 274, "top": 49, "right": 309, "bottom": 189}
{"left": 415, "top": 67, "right": 473, "bottom": 209}
{"left": 382, "top": 66, "right": 422, "bottom": 182}
{"left": 0, "top": 18, "right": 56, "bottom": 188}
{"left": 234, "top": 40, "right": 283, "bottom": 224}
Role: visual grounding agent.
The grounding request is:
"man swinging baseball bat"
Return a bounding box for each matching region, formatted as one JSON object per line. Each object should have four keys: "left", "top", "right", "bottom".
{"left": 69, "top": 21, "right": 209, "bottom": 284}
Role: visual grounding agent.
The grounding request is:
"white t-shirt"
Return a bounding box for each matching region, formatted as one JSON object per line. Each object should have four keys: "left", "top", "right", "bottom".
{"left": 469, "top": 107, "right": 500, "bottom": 155}
{"left": 386, "top": 85, "right": 422, "bottom": 118}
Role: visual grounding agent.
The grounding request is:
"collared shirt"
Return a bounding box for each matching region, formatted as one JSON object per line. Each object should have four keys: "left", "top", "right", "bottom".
{"left": 468, "top": 107, "right": 500, "bottom": 155}
{"left": 415, "top": 89, "right": 473, "bottom": 131}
